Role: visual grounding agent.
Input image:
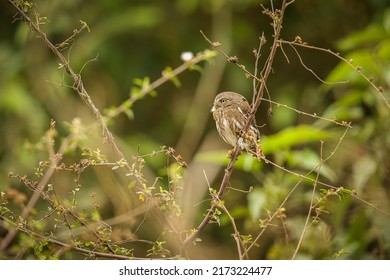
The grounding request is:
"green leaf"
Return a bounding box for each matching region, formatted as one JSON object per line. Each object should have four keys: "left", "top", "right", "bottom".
{"left": 128, "top": 181, "right": 137, "bottom": 189}
{"left": 285, "top": 149, "right": 336, "bottom": 181}
{"left": 247, "top": 188, "right": 267, "bottom": 220}
{"left": 352, "top": 155, "right": 376, "bottom": 191}
{"left": 220, "top": 206, "right": 249, "bottom": 226}
{"left": 133, "top": 78, "right": 145, "bottom": 87}
{"left": 316, "top": 88, "right": 376, "bottom": 130}
{"left": 163, "top": 66, "right": 181, "bottom": 88}
{"left": 123, "top": 108, "right": 134, "bottom": 120}
{"left": 195, "top": 150, "right": 262, "bottom": 172}
{"left": 326, "top": 50, "right": 378, "bottom": 85}
{"left": 262, "top": 125, "right": 333, "bottom": 154}
{"left": 337, "top": 23, "right": 387, "bottom": 51}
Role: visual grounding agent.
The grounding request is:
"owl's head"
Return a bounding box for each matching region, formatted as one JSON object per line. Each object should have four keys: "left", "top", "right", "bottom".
{"left": 211, "top": 91, "right": 249, "bottom": 112}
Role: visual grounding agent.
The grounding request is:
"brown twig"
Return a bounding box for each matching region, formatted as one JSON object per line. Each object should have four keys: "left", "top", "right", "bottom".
{"left": 291, "top": 141, "right": 324, "bottom": 259}
{"left": 107, "top": 50, "right": 216, "bottom": 119}
{"left": 0, "top": 122, "right": 71, "bottom": 250}
{"left": 279, "top": 39, "right": 390, "bottom": 109}
{"left": 240, "top": 123, "right": 350, "bottom": 257}
{"left": 260, "top": 96, "right": 352, "bottom": 128}
{"left": 200, "top": 30, "right": 262, "bottom": 84}
{"left": 218, "top": 202, "right": 248, "bottom": 260}
{"left": 0, "top": 216, "right": 168, "bottom": 259}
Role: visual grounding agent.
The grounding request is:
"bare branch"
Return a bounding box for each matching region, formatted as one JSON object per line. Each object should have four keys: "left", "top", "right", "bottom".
{"left": 279, "top": 39, "right": 390, "bottom": 109}
{"left": 292, "top": 141, "right": 324, "bottom": 259}
{"left": 288, "top": 42, "right": 349, "bottom": 85}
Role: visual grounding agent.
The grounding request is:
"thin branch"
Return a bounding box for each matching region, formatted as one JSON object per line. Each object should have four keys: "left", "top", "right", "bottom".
{"left": 0, "top": 122, "right": 71, "bottom": 250}
{"left": 288, "top": 43, "right": 348, "bottom": 85}
{"left": 241, "top": 122, "right": 350, "bottom": 257}
{"left": 107, "top": 50, "right": 216, "bottom": 119}
{"left": 55, "top": 20, "right": 90, "bottom": 50}
{"left": 253, "top": 33, "right": 273, "bottom": 115}
{"left": 0, "top": 216, "right": 166, "bottom": 260}
{"left": 200, "top": 30, "right": 261, "bottom": 83}
{"left": 260, "top": 96, "right": 352, "bottom": 128}
{"left": 279, "top": 39, "right": 390, "bottom": 109}
{"left": 218, "top": 202, "right": 247, "bottom": 260}
{"left": 292, "top": 141, "right": 324, "bottom": 259}
{"left": 202, "top": 170, "right": 248, "bottom": 259}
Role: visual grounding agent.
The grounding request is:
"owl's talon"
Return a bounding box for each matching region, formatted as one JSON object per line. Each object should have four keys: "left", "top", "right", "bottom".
{"left": 227, "top": 149, "right": 234, "bottom": 159}
{"left": 227, "top": 149, "right": 241, "bottom": 159}
{"left": 256, "top": 143, "right": 264, "bottom": 161}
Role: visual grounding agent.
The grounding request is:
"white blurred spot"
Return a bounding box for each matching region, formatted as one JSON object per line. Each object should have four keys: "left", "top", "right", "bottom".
{"left": 181, "top": 51, "right": 194, "bottom": 62}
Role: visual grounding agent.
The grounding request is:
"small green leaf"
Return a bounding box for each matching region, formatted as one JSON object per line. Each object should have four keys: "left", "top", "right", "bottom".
{"left": 163, "top": 66, "right": 181, "bottom": 88}
{"left": 285, "top": 149, "right": 336, "bottom": 181}
{"left": 196, "top": 150, "right": 262, "bottom": 171}
{"left": 123, "top": 108, "right": 134, "bottom": 120}
{"left": 128, "top": 181, "right": 137, "bottom": 189}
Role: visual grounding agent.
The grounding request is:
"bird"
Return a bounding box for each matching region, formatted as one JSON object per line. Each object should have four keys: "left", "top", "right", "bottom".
{"left": 211, "top": 91, "right": 263, "bottom": 160}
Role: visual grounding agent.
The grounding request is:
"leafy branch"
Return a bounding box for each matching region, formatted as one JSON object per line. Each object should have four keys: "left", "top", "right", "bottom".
{"left": 279, "top": 39, "right": 390, "bottom": 109}
{"left": 105, "top": 50, "right": 217, "bottom": 120}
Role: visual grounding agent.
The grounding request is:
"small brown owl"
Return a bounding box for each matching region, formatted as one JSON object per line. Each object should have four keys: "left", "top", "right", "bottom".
{"left": 211, "top": 91, "right": 263, "bottom": 160}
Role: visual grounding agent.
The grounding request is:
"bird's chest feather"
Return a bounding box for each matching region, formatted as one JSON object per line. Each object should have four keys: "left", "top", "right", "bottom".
{"left": 217, "top": 108, "right": 245, "bottom": 146}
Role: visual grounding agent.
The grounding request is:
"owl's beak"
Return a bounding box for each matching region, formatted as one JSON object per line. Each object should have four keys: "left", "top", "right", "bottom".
{"left": 211, "top": 103, "right": 218, "bottom": 112}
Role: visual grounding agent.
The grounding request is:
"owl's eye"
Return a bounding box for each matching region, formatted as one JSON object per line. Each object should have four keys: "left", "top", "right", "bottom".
{"left": 221, "top": 98, "right": 226, "bottom": 103}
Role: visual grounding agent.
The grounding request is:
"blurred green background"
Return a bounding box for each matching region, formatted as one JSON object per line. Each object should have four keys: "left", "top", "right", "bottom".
{"left": 1, "top": 0, "right": 390, "bottom": 259}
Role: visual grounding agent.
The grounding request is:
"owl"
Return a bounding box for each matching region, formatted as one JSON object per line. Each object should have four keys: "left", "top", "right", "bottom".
{"left": 211, "top": 91, "right": 263, "bottom": 160}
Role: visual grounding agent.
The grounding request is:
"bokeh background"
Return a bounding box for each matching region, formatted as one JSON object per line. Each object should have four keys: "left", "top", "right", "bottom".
{"left": 1, "top": 0, "right": 390, "bottom": 259}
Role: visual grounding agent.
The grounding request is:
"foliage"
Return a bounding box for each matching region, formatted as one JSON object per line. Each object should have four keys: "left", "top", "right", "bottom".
{"left": 1, "top": 0, "right": 390, "bottom": 260}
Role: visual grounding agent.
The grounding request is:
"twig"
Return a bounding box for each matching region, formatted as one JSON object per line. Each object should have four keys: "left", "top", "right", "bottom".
{"left": 279, "top": 39, "right": 390, "bottom": 109}
{"left": 107, "top": 50, "right": 216, "bottom": 119}
{"left": 292, "top": 141, "right": 324, "bottom": 259}
{"left": 288, "top": 43, "right": 348, "bottom": 85}
{"left": 0, "top": 216, "right": 166, "bottom": 260}
{"left": 260, "top": 96, "right": 352, "bottom": 128}
{"left": 241, "top": 122, "right": 350, "bottom": 257}
{"left": 0, "top": 122, "right": 71, "bottom": 250}
{"left": 200, "top": 30, "right": 261, "bottom": 83}
{"left": 202, "top": 170, "right": 247, "bottom": 259}
{"left": 218, "top": 202, "right": 248, "bottom": 260}
{"left": 55, "top": 20, "right": 90, "bottom": 50}
{"left": 253, "top": 33, "right": 273, "bottom": 115}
